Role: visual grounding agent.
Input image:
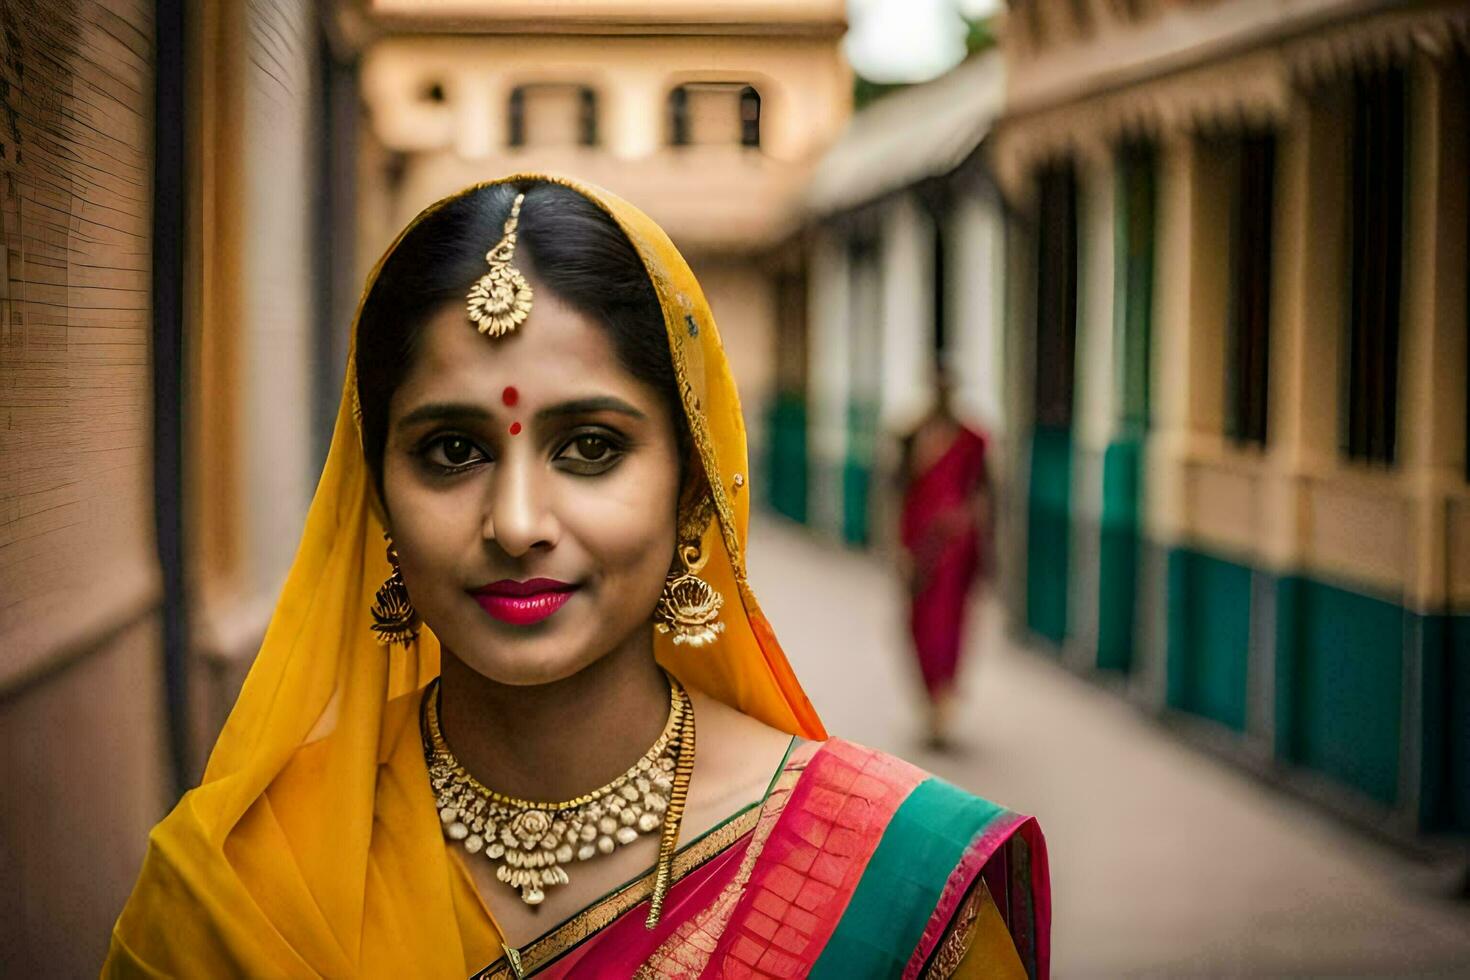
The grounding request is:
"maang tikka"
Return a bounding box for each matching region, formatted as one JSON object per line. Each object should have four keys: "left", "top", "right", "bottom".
{"left": 371, "top": 535, "right": 419, "bottom": 647}
{"left": 466, "top": 192, "right": 534, "bottom": 337}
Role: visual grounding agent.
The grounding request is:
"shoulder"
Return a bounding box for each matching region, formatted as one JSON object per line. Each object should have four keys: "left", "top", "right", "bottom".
{"left": 792, "top": 738, "right": 1022, "bottom": 837}
{"left": 784, "top": 739, "right": 1049, "bottom": 976}
{"left": 684, "top": 687, "right": 798, "bottom": 824}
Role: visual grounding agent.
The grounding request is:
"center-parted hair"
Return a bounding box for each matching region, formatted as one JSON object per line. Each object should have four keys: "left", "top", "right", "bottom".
{"left": 354, "top": 180, "right": 691, "bottom": 495}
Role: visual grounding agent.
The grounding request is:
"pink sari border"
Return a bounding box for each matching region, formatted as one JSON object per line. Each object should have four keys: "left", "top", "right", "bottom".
{"left": 705, "top": 739, "right": 926, "bottom": 976}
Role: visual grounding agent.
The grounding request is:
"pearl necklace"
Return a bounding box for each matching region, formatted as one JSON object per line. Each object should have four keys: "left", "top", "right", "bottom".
{"left": 421, "top": 675, "right": 694, "bottom": 925}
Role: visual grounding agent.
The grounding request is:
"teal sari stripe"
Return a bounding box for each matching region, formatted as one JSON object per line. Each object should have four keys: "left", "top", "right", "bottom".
{"left": 809, "top": 778, "right": 1004, "bottom": 979}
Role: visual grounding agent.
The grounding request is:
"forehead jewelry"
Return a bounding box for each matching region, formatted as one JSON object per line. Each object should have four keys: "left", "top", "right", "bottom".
{"left": 466, "top": 192, "right": 534, "bottom": 337}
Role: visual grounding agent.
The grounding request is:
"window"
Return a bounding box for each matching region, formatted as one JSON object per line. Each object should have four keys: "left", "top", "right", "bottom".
{"left": 1115, "top": 141, "right": 1156, "bottom": 431}
{"left": 668, "top": 83, "right": 760, "bottom": 147}
{"left": 1226, "top": 131, "right": 1276, "bottom": 446}
{"left": 508, "top": 87, "right": 525, "bottom": 147}
{"left": 1455, "top": 53, "right": 1470, "bottom": 483}
{"left": 579, "top": 87, "right": 598, "bottom": 146}
{"left": 508, "top": 84, "right": 598, "bottom": 148}
{"left": 1345, "top": 67, "right": 1406, "bottom": 465}
{"left": 740, "top": 86, "right": 761, "bottom": 148}
{"left": 1458, "top": 54, "right": 1470, "bottom": 481}
{"left": 1034, "top": 162, "right": 1079, "bottom": 429}
{"left": 669, "top": 86, "right": 690, "bottom": 146}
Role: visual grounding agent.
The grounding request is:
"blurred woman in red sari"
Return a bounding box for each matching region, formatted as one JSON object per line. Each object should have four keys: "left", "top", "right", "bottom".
{"left": 900, "top": 371, "right": 994, "bottom": 749}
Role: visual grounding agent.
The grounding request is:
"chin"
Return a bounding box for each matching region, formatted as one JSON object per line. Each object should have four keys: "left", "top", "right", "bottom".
{"left": 446, "top": 622, "right": 608, "bottom": 688}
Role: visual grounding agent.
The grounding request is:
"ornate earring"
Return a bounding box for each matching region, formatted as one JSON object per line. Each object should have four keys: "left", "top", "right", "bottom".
{"left": 371, "top": 536, "right": 419, "bottom": 647}
{"left": 655, "top": 543, "right": 725, "bottom": 647}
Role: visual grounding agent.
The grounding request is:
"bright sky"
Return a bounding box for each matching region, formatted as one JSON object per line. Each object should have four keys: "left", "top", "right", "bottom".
{"left": 844, "top": 0, "right": 1001, "bottom": 83}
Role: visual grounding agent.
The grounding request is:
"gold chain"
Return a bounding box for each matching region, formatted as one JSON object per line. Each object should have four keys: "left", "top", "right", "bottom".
{"left": 424, "top": 679, "right": 683, "bottom": 812}
{"left": 422, "top": 674, "right": 694, "bottom": 924}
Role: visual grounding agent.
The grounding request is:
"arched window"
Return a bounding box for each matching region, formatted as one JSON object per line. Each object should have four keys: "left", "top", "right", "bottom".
{"left": 740, "top": 86, "right": 761, "bottom": 148}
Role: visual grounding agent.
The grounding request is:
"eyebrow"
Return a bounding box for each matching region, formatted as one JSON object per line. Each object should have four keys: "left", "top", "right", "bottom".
{"left": 535, "top": 396, "right": 647, "bottom": 423}
{"left": 396, "top": 402, "right": 495, "bottom": 427}
{"left": 395, "top": 396, "right": 648, "bottom": 428}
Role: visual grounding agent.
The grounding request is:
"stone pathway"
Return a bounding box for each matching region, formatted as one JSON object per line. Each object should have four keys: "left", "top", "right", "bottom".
{"left": 746, "top": 515, "right": 1470, "bottom": 977}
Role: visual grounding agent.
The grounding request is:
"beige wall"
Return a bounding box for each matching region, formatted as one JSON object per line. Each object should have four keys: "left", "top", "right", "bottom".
{"left": 0, "top": 618, "right": 165, "bottom": 976}
{"left": 367, "top": 0, "right": 845, "bottom": 26}
{"left": 241, "top": 1, "right": 325, "bottom": 598}
{"left": 360, "top": 32, "right": 850, "bottom": 256}
{"left": 0, "top": 2, "right": 169, "bottom": 974}
{"left": 187, "top": 0, "right": 332, "bottom": 757}
{"left": 693, "top": 258, "right": 778, "bottom": 428}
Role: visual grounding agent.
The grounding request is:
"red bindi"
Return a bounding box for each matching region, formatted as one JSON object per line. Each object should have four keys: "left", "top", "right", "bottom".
{"left": 509, "top": 422, "right": 522, "bottom": 436}
{"left": 502, "top": 386, "right": 519, "bottom": 407}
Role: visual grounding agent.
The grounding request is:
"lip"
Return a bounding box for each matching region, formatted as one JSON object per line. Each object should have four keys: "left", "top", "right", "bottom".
{"left": 470, "top": 579, "right": 579, "bottom": 626}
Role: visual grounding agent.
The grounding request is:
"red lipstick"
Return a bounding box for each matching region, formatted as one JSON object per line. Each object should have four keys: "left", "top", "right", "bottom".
{"left": 470, "top": 578, "right": 578, "bottom": 626}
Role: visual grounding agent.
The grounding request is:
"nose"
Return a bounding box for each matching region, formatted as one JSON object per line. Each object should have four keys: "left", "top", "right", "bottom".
{"left": 483, "top": 454, "right": 559, "bottom": 558}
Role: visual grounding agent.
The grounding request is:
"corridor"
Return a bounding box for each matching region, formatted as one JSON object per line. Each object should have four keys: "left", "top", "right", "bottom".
{"left": 746, "top": 517, "right": 1470, "bottom": 977}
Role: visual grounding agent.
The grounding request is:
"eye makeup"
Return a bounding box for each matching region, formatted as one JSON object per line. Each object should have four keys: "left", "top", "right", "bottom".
{"left": 415, "top": 433, "right": 491, "bottom": 476}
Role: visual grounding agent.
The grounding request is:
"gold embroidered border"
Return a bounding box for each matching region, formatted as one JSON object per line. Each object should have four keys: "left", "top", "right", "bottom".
{"left": 923, "top": 879, "right": 988, "bottom": 979}
{"left": 474, "top": 805, "right": 761, "bottom": 980}
{"left": 655, "top": 274, "right": 748, "bottom": 589}
{"left": 631, "top": 759, "right": 805, "bottom": 978}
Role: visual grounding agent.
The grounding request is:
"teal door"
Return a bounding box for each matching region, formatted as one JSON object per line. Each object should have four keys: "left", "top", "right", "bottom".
{"left": 1026, "top": 426, "right": 1073, "bottom": 644}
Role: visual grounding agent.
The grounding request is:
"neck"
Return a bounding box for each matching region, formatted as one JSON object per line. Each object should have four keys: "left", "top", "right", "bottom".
{"left": 437, "top": 630, "right": 671, "bottom": 803}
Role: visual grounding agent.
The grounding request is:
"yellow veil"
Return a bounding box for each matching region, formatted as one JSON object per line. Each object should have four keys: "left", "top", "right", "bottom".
{"left": 106, "top": 175, "right": 824, "bottom": 976}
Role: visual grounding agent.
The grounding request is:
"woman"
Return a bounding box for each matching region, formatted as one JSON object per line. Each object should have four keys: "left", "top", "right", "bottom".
{"left": 106, "top": 176, "right": 1048, "bottom": 978}
{"left": 899, "top": 375, "right": 993, "bottom": 749}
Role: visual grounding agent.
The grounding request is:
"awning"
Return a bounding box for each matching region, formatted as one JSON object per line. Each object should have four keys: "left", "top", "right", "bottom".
{"left": 804, "top": 50, "right": 1004, "bottom": 218}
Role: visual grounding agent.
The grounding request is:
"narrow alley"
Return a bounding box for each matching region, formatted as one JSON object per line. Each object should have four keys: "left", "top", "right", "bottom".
{"left": 749, "top": 517, "right": 1470, "bottom": 977}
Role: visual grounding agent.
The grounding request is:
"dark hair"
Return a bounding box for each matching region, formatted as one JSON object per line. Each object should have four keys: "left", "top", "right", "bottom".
{"left": 355, "top": 180, "right": 691, "bottom": 495}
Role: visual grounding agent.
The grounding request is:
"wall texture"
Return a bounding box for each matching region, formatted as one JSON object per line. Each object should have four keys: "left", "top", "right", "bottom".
{"left": 0, "top": 0, "right": 169, "bottom": 973}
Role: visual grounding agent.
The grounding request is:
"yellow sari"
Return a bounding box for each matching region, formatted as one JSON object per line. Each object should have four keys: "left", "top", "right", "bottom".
{"left": 105, "top": 175, "right": 1046, "bottom": 978}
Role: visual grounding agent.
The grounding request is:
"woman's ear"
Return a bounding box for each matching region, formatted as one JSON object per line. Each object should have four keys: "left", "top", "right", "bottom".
{"left": 674, "top": 458, "right": 715, "bottom": 546}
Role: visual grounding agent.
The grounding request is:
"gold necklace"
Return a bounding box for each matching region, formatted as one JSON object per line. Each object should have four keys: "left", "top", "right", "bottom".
{"left": 422, "top": 674, "right": 695, "bottom": 926}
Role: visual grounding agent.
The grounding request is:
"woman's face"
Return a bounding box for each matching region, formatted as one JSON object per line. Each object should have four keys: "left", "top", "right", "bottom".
{"left": 381, "top": 275, "right": 682, "bottom": 686}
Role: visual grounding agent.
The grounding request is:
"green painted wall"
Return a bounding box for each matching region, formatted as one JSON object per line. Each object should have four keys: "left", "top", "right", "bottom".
{"left": 1096, "top": 438, "right": 1143, "bottom": 671}
{"left": 842, "top": 399, "right": 877, "bottom": 547}
{"left": 1415, "top": 611, "right": 1470, "bottom": 832}
{"left": 767, "top": 394, "right": 808, "bottom": 524}
{"left": 1026, "top": 426, "right": 1073, "bottom": 644}
{"left": 1023, "top": 520, "right": 1466, "bottom": 830}
{"left": 1449, "top": 615, "right": 1470, "bottom": 832}
{"left": 1166, "top": 549, "right": 1251, "bottom": 731}
{"left": 1276, "top": 577, "right": 1402, "bottom": 805}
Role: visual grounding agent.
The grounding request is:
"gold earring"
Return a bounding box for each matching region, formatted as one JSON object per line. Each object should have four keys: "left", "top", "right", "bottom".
{"left": 371, "top": 536, "right": 419, "bottom": 647}
{"left": 655, "top": 543, "right": 725, "bottom": 647}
